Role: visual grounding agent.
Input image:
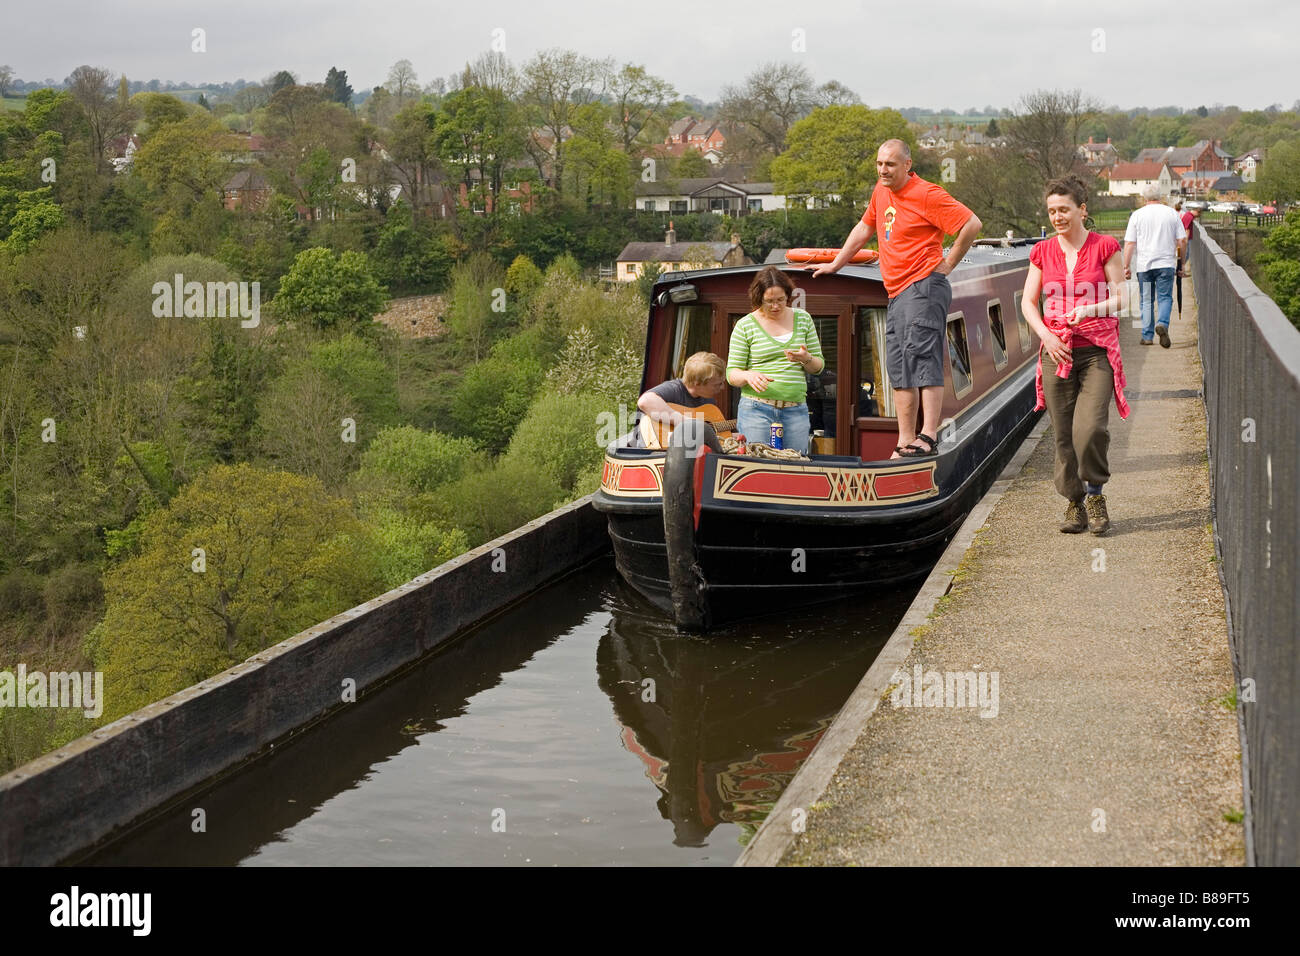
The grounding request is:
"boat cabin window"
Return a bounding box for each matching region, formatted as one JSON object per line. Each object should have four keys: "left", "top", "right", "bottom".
{"left": 857, "top": 307, "right": 891, "bottom": 418}
{"left": 806, "top": 315, "right": 839, "bottom": 436}
{"left": 670, "top": 305, "right": 713, "bottom": 379}
{"left": 988, "top": 300, "right": 1008, "bottom": 371}
{"left": 1013, "top": 291, "right": 1032, "bottom": 355}
{"left": 946, "top": 312, "right": 974, "bottom": 399}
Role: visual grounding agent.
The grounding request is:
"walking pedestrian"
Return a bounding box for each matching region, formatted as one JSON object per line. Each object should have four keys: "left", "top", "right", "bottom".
{"left": 1123, "top": 186, "right": 1186, "bottom": 348}
{"left": 1022, "top": 175, "right": 1129, "bottom": 535}
{"left": 811, "top": 139, "right": 982, "bottom": 457}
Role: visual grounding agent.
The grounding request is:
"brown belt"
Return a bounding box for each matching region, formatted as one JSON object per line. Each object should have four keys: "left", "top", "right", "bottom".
{"left": 748, "top": 396, "right": 803, "bottom": 408}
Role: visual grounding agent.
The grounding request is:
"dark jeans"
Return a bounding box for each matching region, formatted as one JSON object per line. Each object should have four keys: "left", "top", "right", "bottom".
{"left": 1041, "top": 345, "right": 1113, "bottom": 501}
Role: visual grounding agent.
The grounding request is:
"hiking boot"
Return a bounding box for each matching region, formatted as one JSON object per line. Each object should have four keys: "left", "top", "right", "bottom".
{"left": 1085, "top": 493, "right": 1110, "bottom": 535}
{"left": 1156, "top": 325, "right": 1171, "bottom": 348}
{"left": 1061, "top": 498, "right": 1087, "bottom": 533}
{"left": 1139, "top": 338, "right": 1154, "bottom": 346}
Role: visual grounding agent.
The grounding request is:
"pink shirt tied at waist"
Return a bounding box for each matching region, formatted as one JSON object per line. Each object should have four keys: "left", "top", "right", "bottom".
{"left": 1029, "top": 232, "right": 1130, "bottom": 420}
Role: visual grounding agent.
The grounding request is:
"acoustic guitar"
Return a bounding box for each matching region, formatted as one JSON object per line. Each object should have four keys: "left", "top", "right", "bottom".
{"left": 639, "top": 402, "right": 735, "bottom": 450}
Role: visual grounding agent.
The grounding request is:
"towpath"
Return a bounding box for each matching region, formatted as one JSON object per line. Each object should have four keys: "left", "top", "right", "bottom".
{"left": 775, "top": 278, "right": 1245, "bottom": 866}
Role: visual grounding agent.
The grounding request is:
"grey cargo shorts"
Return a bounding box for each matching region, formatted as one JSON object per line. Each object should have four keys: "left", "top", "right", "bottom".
{"left": 885, "top": 269, "right": 951, "bottom": 389}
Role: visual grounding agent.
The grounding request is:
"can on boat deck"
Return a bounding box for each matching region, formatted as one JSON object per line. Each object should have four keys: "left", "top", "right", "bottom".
{"left": 769, "top": 422, "right": 783, "bottom": 450}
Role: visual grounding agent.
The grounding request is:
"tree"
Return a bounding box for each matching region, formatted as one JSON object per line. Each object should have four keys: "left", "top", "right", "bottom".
{"left": 946, "top": 146, "right": 1045, "bottom": 238}
{"left": 445, "top": 251, "right": 506, "bottom": 360}
{"left": 258, "top": 335, "right": 399, "bottom": 485}
{"left": 609, "top": 64, "right": 676, "bottom": 154}
{"left": 274, "top": 247, "right": 387, "bottom": 330}
{"left": 66, "top": 65, "right": 135, "bottom": 172}
{"left": 132, "top": 92, "right": 191, "bottom": 131}
{"left": 986, "top": 117, "right": 1001, "bottom": 137}
{"left": 1006, "top": 88, "right": 1100, "bottom": 182}
{"left": 521, "top": 49, "right": 613, "bottom": 197}
{"left": 719, "top": 63, "right": 818, "bottom": 159}
{"left": 0, "top": 65, "right": 13, "bottom": 99}
{"left": 386, "top": 59, "right": 419, "bottom": 110}
{"left": 1257, "top": 210, "right": 1300, "bottom": 327}
{"left": 561, "top": 101, "right": 631, "bottom": 207}
{"left": 87, "top": 463, "right": 385, "bottom": 720}
{"left": 771, "top": 104, "right": 913, "bottom": 206}
{"left": 816, "top": 80, "right": 859, "bottom": 108}
{"left": 387, "top": 100, "right": 442, "bottom": 214}
{"left": 675, "top": 150, "right": 711, "bottom": 178}
{"left": 324, "top": 67, "right": 354, "bottom": 106}
{"left": 266, "top": 70, "right": 296, "bottom": 96}
{"left": 1252, "top": 139, "right": 1300, "bottom": 206}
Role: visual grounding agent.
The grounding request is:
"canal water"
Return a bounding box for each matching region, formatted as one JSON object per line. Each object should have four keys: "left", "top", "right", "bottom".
{"left": 85, "top": 558, "right": 917, "bottom": 866}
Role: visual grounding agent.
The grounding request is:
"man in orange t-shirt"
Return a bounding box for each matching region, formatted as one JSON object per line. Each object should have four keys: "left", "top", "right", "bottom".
{"left": 813, "top": 139, "right": 982, "bottom": 457}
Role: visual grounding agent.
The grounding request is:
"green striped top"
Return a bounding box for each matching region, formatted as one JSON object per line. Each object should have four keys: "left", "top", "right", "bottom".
{"left": 727, "top": 308, "right": 825, "bottom": 403}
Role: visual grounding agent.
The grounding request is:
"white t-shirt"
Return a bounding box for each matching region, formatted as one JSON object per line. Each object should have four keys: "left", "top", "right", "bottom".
{"left": 1124, "top": 202, "right": 1187, "bottom": 273}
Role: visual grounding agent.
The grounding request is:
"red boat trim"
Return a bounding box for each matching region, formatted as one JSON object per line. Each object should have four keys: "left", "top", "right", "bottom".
{"left": 710, "top": 459, "right": 937, "bottom": 507}
{"left": 601, "top": 456, "right": 667, "bottom": 497}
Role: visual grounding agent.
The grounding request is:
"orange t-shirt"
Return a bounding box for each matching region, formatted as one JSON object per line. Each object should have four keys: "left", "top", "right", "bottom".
{"left": 862, "top": 172, "right": 973, "bottom": 297}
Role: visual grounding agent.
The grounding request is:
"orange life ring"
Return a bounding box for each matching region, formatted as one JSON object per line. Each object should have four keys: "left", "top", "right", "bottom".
{"left": 784, "top": 248, "right": 879, "bottom": 264}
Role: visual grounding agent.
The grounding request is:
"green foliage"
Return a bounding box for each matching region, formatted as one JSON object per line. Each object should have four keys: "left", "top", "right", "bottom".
{"left": 503, "top": 389, "right": 616, "bottom": 495}
{"left": 444, "top": 251, "right": 507, "bottom": 360}
{"left": 450, "top": 339, "right": 544, "bottom": 454}
{"left": 258, "top": 333, "right": 398, "bottom": 485}
{"left": 132, "top": 92, "right": 192, "bottom": 131}
{"left": 545, "top": 324, "right": 643, "bottom": 407}
{"left": 112, "top": 252, "right": 236, "bottom": 316}
{"left": 355, "top": 424, "right": 484, "bottom": 497}
{"left": 362, "top": 507, "right": 467, "bottom": 590}
{"left": 505, "top": 254, "right": 544, "bottom": 303}
{"left": 370, "top": 203, "right": 453, "bottom": 294}
{"left": 87, "top": 463, "right": 385, "bottom": 721}
{"left": 546, "top": 252, "right": 582, "bottom": 282}
{"left": 634, "top": 260, "right": 663, "bottom": 304}
{"left": 1257, "top": 210, "right": 1300, "bottom": 326}
{"left": 430, "top": 455, "right": 566, "bottom": 549}
{"left": 274, "top": 246, "right": 388, "bottom": 331}
{"left": 771, "top": 105, "right": 914, "bottom": 206}
{"left": 1251, "top": 138, "right": 1300, "bottom": 206}
{"left": 674, "top": 150, "right": 711, "bottom": 178}
{"left": 0, "top": 706, "right": 89, "bottom": 775}
{"left": 0, "top": 569, "right": 44, "bottom": 616}
{"left": 3, "top": 192, "right": 63, "bottom": 251}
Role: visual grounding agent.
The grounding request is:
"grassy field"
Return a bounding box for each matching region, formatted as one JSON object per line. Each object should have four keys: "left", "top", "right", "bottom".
{"left": 1090, "top": 209, "right": 1132, "bottom": 231}
{"left": 2, "top": 94, "right": 26, "bottom": 111}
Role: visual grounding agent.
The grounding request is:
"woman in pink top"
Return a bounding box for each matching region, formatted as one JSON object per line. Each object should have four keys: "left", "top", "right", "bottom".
{"left": 1021, "top": 174, "right": 1127, "bottom": 536}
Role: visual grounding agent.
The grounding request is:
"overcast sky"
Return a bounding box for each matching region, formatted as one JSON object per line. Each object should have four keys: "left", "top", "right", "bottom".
{"left": 6, "top": 0, "right": 1297, "bottom": 111}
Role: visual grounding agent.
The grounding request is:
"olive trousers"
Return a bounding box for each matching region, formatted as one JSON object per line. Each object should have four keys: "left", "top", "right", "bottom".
{"left": 1041, "top": 345, "right": 1113, "bottom": 502}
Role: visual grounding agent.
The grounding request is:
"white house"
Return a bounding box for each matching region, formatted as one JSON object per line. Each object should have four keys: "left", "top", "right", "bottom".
{"left": 634, "top": 177, "right": 818, "bottom": 215}
{"left": 1103, "top": 161, "right": 1176, "bottom": 198}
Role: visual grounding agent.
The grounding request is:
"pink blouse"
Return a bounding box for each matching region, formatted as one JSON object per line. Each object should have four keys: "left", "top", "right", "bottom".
{"left": 1029, "top": 232, "right": 1129, "bottom": 419}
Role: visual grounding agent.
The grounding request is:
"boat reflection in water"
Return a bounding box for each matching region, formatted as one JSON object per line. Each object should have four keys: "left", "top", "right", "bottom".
{"left": 597, "top": 579, "right": 915, "bottom": 848}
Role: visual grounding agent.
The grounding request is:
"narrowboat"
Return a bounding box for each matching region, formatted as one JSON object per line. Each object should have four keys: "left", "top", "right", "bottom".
{"left": 593, "top": 242, "right": 1045, "bottom": 630}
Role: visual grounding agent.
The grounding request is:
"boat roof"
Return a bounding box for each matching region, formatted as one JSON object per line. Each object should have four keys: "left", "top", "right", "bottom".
{"left": 651, "top": 239, "right": 1043, "bottom": 289}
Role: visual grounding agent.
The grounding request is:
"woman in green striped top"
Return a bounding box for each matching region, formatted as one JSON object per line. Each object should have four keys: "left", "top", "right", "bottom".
{"left": 726, "top": 266, "right": 825, "bottom": 453}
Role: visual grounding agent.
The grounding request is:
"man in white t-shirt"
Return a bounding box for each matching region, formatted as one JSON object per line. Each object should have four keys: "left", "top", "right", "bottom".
{"left": 1122, "top": 185, "right": 1187, "bottom": 348}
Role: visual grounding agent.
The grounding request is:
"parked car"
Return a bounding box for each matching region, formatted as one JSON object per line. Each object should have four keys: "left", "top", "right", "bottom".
{"left": 1260, "top": 205, "right": 1277, "bottom": 214}
{"left": 1244, "top": 203, "right": 1263, "bottom": 214}
{"left": 1208, "top": 201, "right": 1237, "bottom": 213}
{"left": 1183, "top": 200, "right": 1209, "bottom": 210}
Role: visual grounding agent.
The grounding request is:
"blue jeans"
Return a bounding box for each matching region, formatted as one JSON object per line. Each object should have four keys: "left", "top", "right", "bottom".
{"left": 1137, "top": 267, "right": 1175, "bottom": 340}
{"left": 736, "top": 397, "right": 811, "bottom": 454}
